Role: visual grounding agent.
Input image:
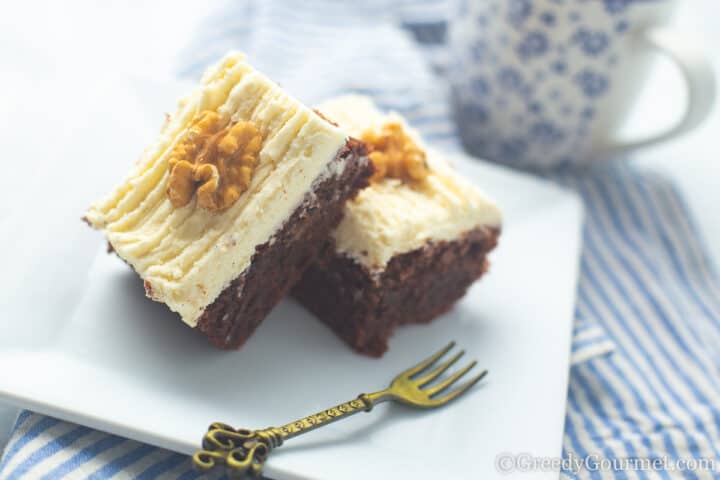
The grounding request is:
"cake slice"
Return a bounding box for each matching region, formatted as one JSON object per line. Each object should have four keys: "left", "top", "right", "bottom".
{"left": 292, "top": 96, "right": 501, "bottom": 357}
{"left": 85, "top": 53, "right": 372, "bottom": 349}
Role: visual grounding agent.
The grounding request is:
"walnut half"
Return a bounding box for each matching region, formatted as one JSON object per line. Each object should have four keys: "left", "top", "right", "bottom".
{"left": 360, "top": 122, "right": 429, "bottom": 184}
{"left": 166, "top": 111, "right": 262, "bottom": 211}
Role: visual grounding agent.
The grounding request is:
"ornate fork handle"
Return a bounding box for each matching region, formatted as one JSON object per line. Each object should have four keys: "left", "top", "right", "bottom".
{"left": 193, "top": 392, "right": 386, "bottom": 478}
{"left": 193, "top": 341, "right": 485, "bottom": 478}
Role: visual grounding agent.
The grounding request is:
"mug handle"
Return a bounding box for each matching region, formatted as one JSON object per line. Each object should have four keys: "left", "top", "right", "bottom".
{"left": 601, "top": 28, "right": 716, "bottom": 155}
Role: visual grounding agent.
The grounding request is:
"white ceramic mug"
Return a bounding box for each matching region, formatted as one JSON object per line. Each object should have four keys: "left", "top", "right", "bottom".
{"left": 448, "top": 0, "right": 715, "bottom": 169}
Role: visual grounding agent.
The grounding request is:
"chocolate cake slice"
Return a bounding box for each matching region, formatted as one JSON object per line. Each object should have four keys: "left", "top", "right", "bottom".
{"left": 292, "top": 96, "right": 501, "bottom": 357}
{"left": 85, "top": 53, "right": 372, "bottom": 349}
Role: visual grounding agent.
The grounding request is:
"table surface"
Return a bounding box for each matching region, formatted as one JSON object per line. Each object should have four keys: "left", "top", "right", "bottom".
{"left": 0, "top": 0, "right": 718, "bottom": 456}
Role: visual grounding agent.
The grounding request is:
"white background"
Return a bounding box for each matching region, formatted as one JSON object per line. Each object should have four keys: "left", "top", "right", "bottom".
{"left": 0, "top": 0, "right": 718, "bottom": 455}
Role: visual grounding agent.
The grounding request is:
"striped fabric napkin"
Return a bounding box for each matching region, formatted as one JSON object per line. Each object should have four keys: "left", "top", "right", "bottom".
{"left": 2, "top": 1, "right": 720, "bottom": 478}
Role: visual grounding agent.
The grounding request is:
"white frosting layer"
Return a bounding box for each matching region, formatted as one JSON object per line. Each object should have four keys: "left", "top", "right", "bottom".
{"left": 317, "top": 95, "right": 502, "bottom": 270}
{"left": 86, "top": 52, "right": 347, "bottom": 326}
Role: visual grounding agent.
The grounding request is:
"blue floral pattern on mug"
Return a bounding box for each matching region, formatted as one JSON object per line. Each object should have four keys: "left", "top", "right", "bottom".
{"left": 516, "top": 31, "right": 550, "bottom": 59}
{"left": 449, "top": 0, "right": 657, "bottom": 168}
{"left": 575, "top": 69, "right": 610, "bottom": 97}
{"left": 603, "top": 0, "right": 633, "bottom": 14}
{"left": 572, "top": 28, "right": 610, "bottom": 56}
{"left": 508, "top": 0, "right": 533, "bottom": 27}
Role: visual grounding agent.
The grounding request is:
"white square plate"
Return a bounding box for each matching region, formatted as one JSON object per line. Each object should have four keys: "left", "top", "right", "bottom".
{"left": 0, "top": 74, "right": 582, "bottom": 478}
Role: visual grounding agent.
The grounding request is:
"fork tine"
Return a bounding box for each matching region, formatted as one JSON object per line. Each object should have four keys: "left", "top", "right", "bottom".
{"left": 430, "top": 369, "right": 488, "bottom": 405}
{"left": 401, "top": 341, "right": 456, "bottom": 379}
{"left": 416, "top": 350, "right": 465, "bottom": 387}
{"left": 427, "top": 361, "right": 480, "bottom": 397}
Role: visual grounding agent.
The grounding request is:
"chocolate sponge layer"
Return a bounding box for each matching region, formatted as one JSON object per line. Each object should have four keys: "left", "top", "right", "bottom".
{"left": 196, "top": 138, "right": 371, "bottom": 349}
{"left": 292, "top": 227, "right": 500, "bottom": 357}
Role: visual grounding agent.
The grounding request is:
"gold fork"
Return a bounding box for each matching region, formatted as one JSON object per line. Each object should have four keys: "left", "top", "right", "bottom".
{"left": 193, "top": 341, "right": 487, "bottom": 478}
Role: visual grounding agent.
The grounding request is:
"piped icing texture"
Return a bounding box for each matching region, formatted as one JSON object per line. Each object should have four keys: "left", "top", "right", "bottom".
{"left": 316, "top": 95, "right": 502, "bottom": 270}
{"left": 86, "top": 52, "right": 347, "bottom": 326}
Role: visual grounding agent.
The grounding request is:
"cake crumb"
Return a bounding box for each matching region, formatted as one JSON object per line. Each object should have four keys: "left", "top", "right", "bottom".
{"left": 144, "top": 280, "right": 155, "bottom": 299}
{"left": 313, "top": 109, "right": 339, "bottom": 127}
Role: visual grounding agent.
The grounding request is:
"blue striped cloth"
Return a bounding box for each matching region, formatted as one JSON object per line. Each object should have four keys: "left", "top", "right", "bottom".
{"left": 3, "top": 1, "right": 720, "bottom": 478}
